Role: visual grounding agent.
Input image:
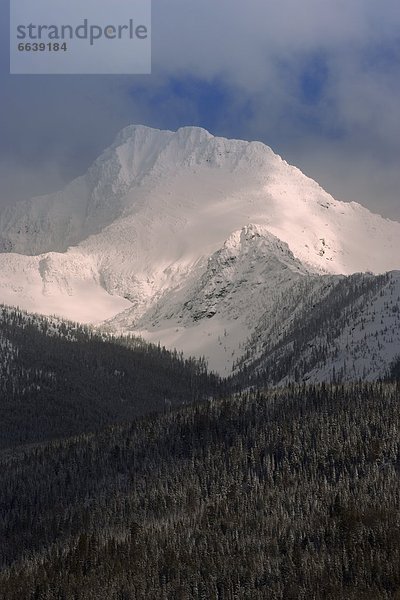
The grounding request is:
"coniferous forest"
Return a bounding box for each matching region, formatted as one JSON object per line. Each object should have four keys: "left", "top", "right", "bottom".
{"left": 0, "top": 307, "right": 222, "bottom": 448}
{"left": 1, "top": 307, "right": 400, "bottom": 598}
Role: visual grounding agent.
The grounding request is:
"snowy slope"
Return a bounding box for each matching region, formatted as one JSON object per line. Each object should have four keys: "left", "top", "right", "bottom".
{"left": 0, "top": 125, "right": 399, "bottom": 377}
{"left": 105, "top": 224, "right": 316, "bottom": 375}
{"left": 301, "top": 271, "right": 400, "bottom": 382}
{"left": 0, "top": 250, "right": 130, "bottom": 323}
{"left": 238, "top": 271, "right": 400, "bottom": 384}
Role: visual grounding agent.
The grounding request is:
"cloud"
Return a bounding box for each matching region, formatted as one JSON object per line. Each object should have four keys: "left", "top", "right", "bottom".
{"left": 0, "top": 0, "right": 399, "bottom": 220}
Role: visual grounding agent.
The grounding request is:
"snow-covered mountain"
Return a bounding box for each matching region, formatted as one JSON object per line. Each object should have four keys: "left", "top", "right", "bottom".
{"left": 0, "top": 125, "right": 399, "bottom": 379}
{"left": 235, "top": 270, "right": 400, "bottom": 384}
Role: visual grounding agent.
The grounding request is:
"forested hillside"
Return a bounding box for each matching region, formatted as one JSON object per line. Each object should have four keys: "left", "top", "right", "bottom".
{"left": 233, "top": 271, "right": 400, "bottom": 387}
{"left": 0, "top": 306, "right": 222, "bottom": 448}
{"left": 1, "top": 381, "right": 399, "bottom": 599}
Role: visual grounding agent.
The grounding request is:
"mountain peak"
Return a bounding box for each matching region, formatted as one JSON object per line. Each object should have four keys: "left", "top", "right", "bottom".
{"left": 221, "top": 224, "right": 301, "bottom": 267}
{"left": 0, "top": 124, "right": 399, "bottom": 333}
{"left": 1, "top": 123, "right": 399, "bottom": 274}
{"left": 113, "top": 123, "right": 212, "bottom": 145}
{"left": 0, "top": 124, "right": 399, "bottom": 379}
{"left": 101, "top": 123, "right": 278, "bottom": 183}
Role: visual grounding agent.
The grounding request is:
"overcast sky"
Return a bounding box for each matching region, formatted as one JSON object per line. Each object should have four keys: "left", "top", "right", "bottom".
{"left": 1, "top": 0, "right": 400, "bottom": 220}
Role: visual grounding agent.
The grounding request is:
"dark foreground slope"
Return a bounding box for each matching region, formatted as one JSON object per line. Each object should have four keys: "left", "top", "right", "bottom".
{"left": 0, "top": 306, "right": 221, "bottom": 449}
{"left": 1, "top": 382, "right": 400, "bottom": 599}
